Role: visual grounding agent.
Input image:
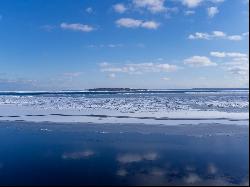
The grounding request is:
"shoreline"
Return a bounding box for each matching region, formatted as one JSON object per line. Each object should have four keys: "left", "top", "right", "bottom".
{"left": 0, "top": 105, "right": 248, "bottom": 125}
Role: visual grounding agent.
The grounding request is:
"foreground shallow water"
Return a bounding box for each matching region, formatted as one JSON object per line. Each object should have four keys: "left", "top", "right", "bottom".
{"left": 0, "top": 121, "right": 248, "bottom": 186}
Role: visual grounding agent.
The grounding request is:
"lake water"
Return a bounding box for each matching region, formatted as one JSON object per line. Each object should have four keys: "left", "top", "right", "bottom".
{"left": 0, "top": 121, "right": 248, "bottom": 186}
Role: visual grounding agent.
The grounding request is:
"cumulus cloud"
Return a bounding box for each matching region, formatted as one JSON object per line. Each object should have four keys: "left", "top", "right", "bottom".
{"left": 116, "top": 18, "right": 142, "bottom": 28}
{"left": 113, "top": 3, "right": 127, "bottom": 13}
{"left": 212, "top": 31, "right": 226, "bottom": 37}
{"left": 209, "top": 50, "right": 249, "bottom": 84}
{"left": 62, "top": 150, "right": 95, "bottom": 159}
{"left": 60, "top": 23, "right": 94, "bottom": 32}
{"left": 210, "top": 51, "right": 248, "bottom": 58}
{"left": 184, "top": 10, "right": 196, "bottom": 15}
{"left": 116, "top": 18, "right": 160, "bottom": 29}
{"left": 189, "top": 32, "right": 211, "bottom": 40}
{"left": 210, "top": 0, "right": 224, "bottom": 3}
{"left": 182, "top": 0, "right": 203, "bottom": 8}
{"left": 100, "top": 62, "right": 178, "bottom": 75}
{"left": 227, "top": 35, "right": 243, "bottom": 41}
{"left": 132, "top": 0, "right": 167, "bottom": 13}
{"left": 223, "top": 55, "right": 249, "bottom": 84}
{"left": 210, "top": 51, "right": 226, "bottom": 58}
{"left": 141, "top": 21, "right": 160, "bottom": 29}
{"left": 184, "top": 56, "right": 217, "bottom": 67}
{"left": 182, "top": 0, "right": 224, "bottom": 8}
{"left": 227, "top": 63, "right": 249, "bottom": 82}
{"left": 188, "top": 31, "right": 246, "bottom": 41}
{"left": 207, "top": 7, "right": 219, "bottom": 18}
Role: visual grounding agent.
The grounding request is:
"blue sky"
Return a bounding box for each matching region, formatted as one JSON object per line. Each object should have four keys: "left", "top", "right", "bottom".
{"left": 0, "top": 0, "right": 249, "bottom": 90}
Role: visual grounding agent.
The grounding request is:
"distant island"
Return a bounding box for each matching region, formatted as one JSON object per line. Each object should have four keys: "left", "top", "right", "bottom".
{"left": 88, "top": 88, "right": 148, "bottom": 92}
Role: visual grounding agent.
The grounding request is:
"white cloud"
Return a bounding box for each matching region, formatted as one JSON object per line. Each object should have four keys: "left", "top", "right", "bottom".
{"left": 188, "top": 31, "right": 246, "bottom": 41}
{"left": 99, "top": 62, "right": 110, "bottom": 67}
{"left": 227, "top": 63, "right": 249, "bottom": 83}
{"left": 225, "top": 52, "right": 247, "bottom": 58}
{"left": 141, "top": 21, "right": 160, "bottom": 29}
{"left": 132, "top": 0, "right": 166, "bottom": 13}
{"left": 242, "top": 32, "right": 249, "bottom": 36}
{"left": 86, "top": 7, "right": 93, "bottom": 14}
{"left": 60, "top": 23, "right": 94, "bottom": 32}
{"left": 180, "top": 0, "right": 224, "bottom": 8}
{"left": 212, "top": 31, "right": 226, "bottom": 37}
{"left": 232, "top": 57, "right": 249, "bottom": 62}
{"left": 210, "top": 51, "right": 226, "bottom": 57}
{"left": 88, "top": 44, "right": 123, "bottom": 48}
{"left": 184, "top": 10, "right": 196, "bottom": 15}
{"left": 63, "top": 72, "right": 82, "bottom": 78}
{"left": 210, "top": 51, "right": 248, "bottom": 58}
{"left": 188, "top": 32, "right": 210, "bottom": 40}
{"left": 161, "top": 77, "right": 170, "bottom": 81}
{"left": 116, "top": 18, "right": 142, "bottom": 28}
{"left": 209, "top": 51, "right": 249, "bottom": 84}
{"left": 108, "top": 73, "right": 116, "bottom": 79}
{"left": 210, "top": 0, "right": 224, "bottom": 3}
{"left": 184, "top": 56, "right": 217, "bottom": 67}
{"left": 100, "top": 62, "right": 178, "bottom": 75}
{"left": 227, "top": 35, "right": 243, "bottom": 41}
{"left": 217, "top": 53, "right": 249, "bottom": 84}
{"left": 116, "top": 18, "right": 160, "bottom": 29}
{"left": 182, "top": 0, "right": 203, "bottom": 8}
{"left": 113, "top": 3, "right": 127, "bottom": 13}
{"left": 207, "top": 7, "right": 219, "bottom": 18}
{"left": 165, "top": 7, "right": 179, "bottom": 17}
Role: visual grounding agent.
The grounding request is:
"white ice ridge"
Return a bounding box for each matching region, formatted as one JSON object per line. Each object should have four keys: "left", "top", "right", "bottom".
{"left": 0, "top": 93, "right": 248, "bottom": 113}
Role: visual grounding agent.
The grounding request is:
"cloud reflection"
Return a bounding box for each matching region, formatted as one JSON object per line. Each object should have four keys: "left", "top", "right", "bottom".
{"left": 62, "top": 150, "right": 94, "bottom": 160}
{"left": 117, "top": 152, "right": 158, "bottom": 164}
{"left": 117, "top": 169, "right": 128, "bottom": 177}
{"left": 207, "top": 163, "right": 218, "bottom": 175}
{"left": 183, "top": 173, "right": 202, "bottom": 184}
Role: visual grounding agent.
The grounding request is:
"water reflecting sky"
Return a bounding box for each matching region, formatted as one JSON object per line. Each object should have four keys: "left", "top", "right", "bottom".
{"left": 0, "top": 122, "right": 248, "bottom": 186}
